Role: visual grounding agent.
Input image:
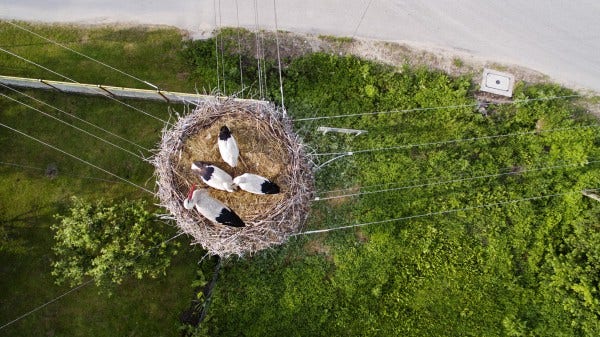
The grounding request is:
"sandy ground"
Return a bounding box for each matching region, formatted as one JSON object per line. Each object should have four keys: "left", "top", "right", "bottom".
{"left": 2, "top": 0, "right": 600, "bottom": 92}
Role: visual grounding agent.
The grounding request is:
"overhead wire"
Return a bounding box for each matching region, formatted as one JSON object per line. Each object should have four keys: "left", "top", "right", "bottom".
{"left": 235, "top": 0, "right": 245, "bottom": 96}
{"left": 0, "top": 280, "right": 95, "bottom": 332}
{"left": 293, "top": 94, "right": 582, "bottom": 122}
{"left": 296, "top": 189, "right": 595, "bottom": 235}
{"left": 6, "top": 21, "right": 159, "bottom": 89}
{"left": 0, "top": 83, "right": 149, "bottom": 152}
{"left": 317, "top": 157, "right": 591, "bottom": 196}
{"left": 0, "top": 161, "right": 122, "bottom": 184}
{"left": 313, "top": 124, "right": 599, "bottom": 157}
{"left": 218, "top": 0, "right": 227, "bottom": 95}
{"left": 314, "top": 159, "right": 599, "bottom": 201}
{"left": 0, "top": 232, "right": 185, "bottom": 331}
{"left": 0, "top": 122, "right": 154, "bottom": 194}
{"left": 351, "top": 0, "right": 374, "bottom": 39}
{"left": 0, "top": 46, "right": 77, "bottom": 81}
{"left": 253, "top": 0, "right": 264, "bottom": 99}
{"left": 273, "top": 0, "right": 286, "bottom": 112}
{"left": 0, "top": 47, "right": 169, "bottom": 124}
{"left": 259, "top": 26, "right": 268, "bottom": 97}
{"left": 0, "top": 92, "right": 146, "bottom": 161}
{"left": 213, "top": 0, "right": 221, "bottom": 94}
{"left": 6, "top": 21, "right": 203, "bottom": 107}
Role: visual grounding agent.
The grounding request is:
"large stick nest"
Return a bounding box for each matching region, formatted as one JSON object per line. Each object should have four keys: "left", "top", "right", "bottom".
{"left": 152, "top": 99, "right": 314, "bottom": 257}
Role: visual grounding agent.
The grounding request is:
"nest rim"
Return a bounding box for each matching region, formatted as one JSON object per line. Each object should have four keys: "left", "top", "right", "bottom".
{"left": 152, "top": 99, "right": 314, "bottom": 258}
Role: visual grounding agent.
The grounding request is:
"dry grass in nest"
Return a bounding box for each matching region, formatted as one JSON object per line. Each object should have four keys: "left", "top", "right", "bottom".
{"left": 152, "top": 99, "right": 314, "bottom": 258}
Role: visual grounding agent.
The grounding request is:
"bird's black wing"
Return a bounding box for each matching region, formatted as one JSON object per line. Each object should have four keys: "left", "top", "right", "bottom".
{"left": 260, "top": 180, "right": 280, "bottom": 194}
{"left": 216, "top": 208, "right": 245, "bottom": 227}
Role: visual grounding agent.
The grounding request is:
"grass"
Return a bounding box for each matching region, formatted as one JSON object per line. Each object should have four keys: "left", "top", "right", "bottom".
{"left": 452, "top": 57, "right": 464, "bottom": 67}
{"left": 1, "top": 22, "right": 600, "bottom": 337}
{"left": 0, "top": 22, "right": 188, "bottom": 89}
{"left": 0, "top": 21, "right": 199, "bottom": 336}
{"left": 182, "top": 31, "right": 600, "bottom": 336}
{"left": 318, "top": 34, "right": 354, "bottom": 44}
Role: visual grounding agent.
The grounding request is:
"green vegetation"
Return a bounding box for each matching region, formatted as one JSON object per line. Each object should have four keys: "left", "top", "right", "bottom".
{"left": 318, "top": 34, "right": 354, "bottom": 44}
{"left": 51, "top": 198, "right": 179, "bottom": 291}
{"left": 183, "top": 33, "right": 600, "bottom": 336}
{"left": 452, "top": 57, "right": 464, "bottom": 67}
{"left": 0, "top": 21, "right": 200, "bottom": 337}
{"left": 1, "top": 22, "right": 600, "bottom": 336}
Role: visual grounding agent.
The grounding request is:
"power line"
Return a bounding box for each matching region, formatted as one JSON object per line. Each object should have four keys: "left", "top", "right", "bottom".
{"left": 0, "top": 40, "right": 83, "bottom": 49}
{"left": 351, "top": 0, "right": 374, "bottom": 39}
{"left": 235, "top": 0, "right": 245, "bottom": 96}
{"left": 6, "top": 21, "right": 159, "bottom": 90}
{"left": 6, "top": 21, "right": 205, "bottom": 107}
{"left": 0, "top": 46, "right": 78, "bottom": 82}
{"left": 293, "top": 94, "right": 582, "bottom": 122}
{"left": 297, "top": 189, "right": 592, "bottom": 235}
{"left": 259, "top": 28, "right": 268, "bottom": 98}
{"left": 313, "top": 124, "right": 599, "bottom": 157}
{"left": 253, "top": 0, "right": 264, "bottom": 99}
{"left": 0, "top": 122, "right": 154, "bottom": 194}
{"left": 273, "top": 0, "right": 286, "bottom": 112}
{"left": 218, "top": 0, "right": 227, "bottom": 95}
{"left": 0, "top": 280, "right": 95, "bottom": 332}
{"left": 0, "top": 83, "right": 149, "bottom": 152}
{"left": 317, "top": 158, "right": 592, "bottom": 196}
{"left": 314, "top": 160, "right": 598, "bottom": 201}
{"left": 0, "top": 92, "right": 146, "bottom": 161}
{"left": 213, "top": 0, "right": 221, "bottom": 94}
{"left": 0, "top": 161, "right": 122, "bottom": 184}
{"left": 0, "top": 46, "right": 169, "bottom": 124}
{"left": 0, "top": 232, "right": 185, "bottom": 331}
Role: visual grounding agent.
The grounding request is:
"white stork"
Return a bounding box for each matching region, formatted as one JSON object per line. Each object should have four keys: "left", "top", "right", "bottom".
{"left": 218, "top": 126, "right": 239, "bottom": 168}
{"left": 233, "top": 173, "right": 280, "bottom": 195}
{"left": 191, "top": 161, "right": 235, "bottom": 192}
{"left": 183, "top": 184, "right": 245, "bottom": 228}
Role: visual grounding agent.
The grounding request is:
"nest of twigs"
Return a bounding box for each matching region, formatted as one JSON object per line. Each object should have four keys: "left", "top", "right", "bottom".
{"left": 152, "top": 99, "right": 314, "bottom": 257}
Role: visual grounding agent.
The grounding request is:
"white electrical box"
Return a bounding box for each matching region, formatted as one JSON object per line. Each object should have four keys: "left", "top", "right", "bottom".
{"left": 480, "top": 68, "right": 515, "bottom": 97}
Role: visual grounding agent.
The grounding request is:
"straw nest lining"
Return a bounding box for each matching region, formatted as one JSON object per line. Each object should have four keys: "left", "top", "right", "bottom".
{"left": 153, "top": 99, "right": 314, "bottom": 257}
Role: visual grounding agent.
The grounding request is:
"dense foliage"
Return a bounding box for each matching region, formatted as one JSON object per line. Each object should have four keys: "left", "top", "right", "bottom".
{"left": 51, "top": 198, "right": 180, "bottom": 290}
{"left": 182, "top": 32, "right": 600, "bottom": 336}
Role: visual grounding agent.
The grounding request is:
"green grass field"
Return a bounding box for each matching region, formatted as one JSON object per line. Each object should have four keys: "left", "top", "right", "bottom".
{"left": 1, "top": 22, "right": 600, "bottom": 336}
{"left": 0, "top": 22, "right": 200, "bottom": 336}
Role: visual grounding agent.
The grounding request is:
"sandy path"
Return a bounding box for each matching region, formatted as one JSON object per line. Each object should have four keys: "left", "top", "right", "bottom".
{"left": 3, "top": 0, "right": 600, "bottom": 91}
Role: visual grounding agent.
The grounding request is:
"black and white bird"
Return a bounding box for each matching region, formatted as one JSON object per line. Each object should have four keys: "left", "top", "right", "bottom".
{"left": 191, "top": 161, "right": 235, "bottom": 192}
{"left": 233, "top": 173, "right": 280, "bottom": 195}
{"left": 218, "top": 126, "right": 239, "bottom": 168}
{"left": 183, "top": 184, "right": 245, "bottom": 228}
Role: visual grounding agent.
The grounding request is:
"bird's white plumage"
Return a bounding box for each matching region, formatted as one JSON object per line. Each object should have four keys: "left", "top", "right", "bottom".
{"left": 183, "top": 198, "right": 195, "bottom": 210}
{"left": 233, "top": 173, "right": 270, "bottom": 194}
{"left": 186, "top": 189, "right": 228, "bottom": 222}
{"left": 219, "top": 135, "right": 239, "bottom": 168}
{"left": 191, "top": 163, "right": 235, "bottom": 192}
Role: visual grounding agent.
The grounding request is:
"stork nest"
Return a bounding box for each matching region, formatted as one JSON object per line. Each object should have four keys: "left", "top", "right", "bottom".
{"left": 152, "top": 99, "right": 314, "bottom": 257}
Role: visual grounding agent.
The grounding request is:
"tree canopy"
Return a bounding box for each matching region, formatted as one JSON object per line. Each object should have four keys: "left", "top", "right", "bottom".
{"left": 51, "top": 197, "right": 180, "bottom": 291}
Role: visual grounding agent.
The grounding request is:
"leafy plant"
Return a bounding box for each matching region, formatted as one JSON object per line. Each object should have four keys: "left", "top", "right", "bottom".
{"left": 51, "top": 197, "right": 179, "bottom": 291}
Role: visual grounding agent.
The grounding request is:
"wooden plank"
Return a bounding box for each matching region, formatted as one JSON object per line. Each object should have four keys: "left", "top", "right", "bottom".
{"left": 582, "top": 190, "right": 600, "bottom": 203}
{"left": 317, "top": 126, "right": 367, "bottom": 135}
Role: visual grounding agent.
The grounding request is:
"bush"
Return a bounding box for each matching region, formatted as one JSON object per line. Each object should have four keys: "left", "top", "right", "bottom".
{"left": 51, "top": 197, "right": 179, "bottom": 291}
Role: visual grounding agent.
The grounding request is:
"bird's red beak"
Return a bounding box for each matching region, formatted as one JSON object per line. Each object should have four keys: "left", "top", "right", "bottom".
{"left": 187, "top": 183, "right": 197, "bottom": 200}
